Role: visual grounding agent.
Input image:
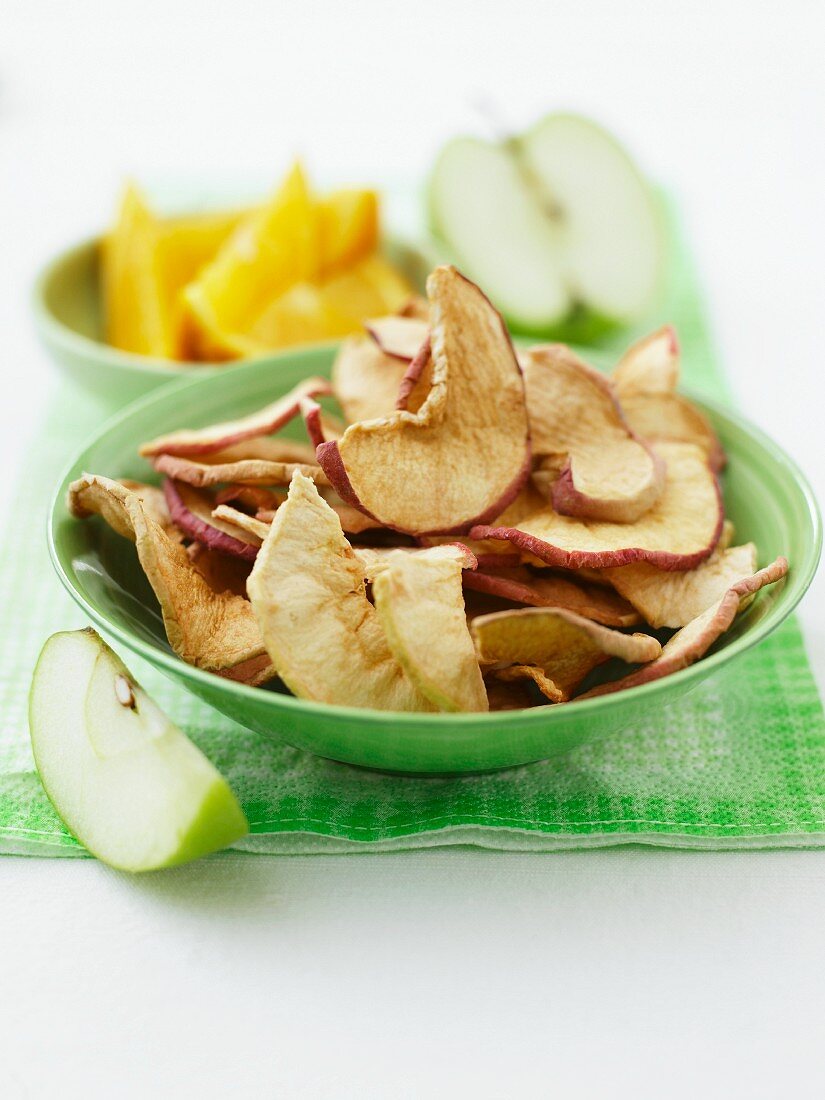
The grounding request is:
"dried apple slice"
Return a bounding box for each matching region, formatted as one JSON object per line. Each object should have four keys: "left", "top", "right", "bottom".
{"left": 117, "top": 479, "right": 183, "bottom": 542}
{"left": 618, "top": 392, "right": 726, "bottom": 473}
{"left": 371, "top": 546, "right": 487, "bottom": 712}
{"left": 365, "top": 315, "right": 429, "bottom": 361}
{"left": 612, "top": 325, "right": 680, "bottom": 396}
{"left": 332, "top": 336, "right": 410, "bottom": 423}
{"left": 398, "top": 296, "right": 430, "bottom": 322}
{"left": 163, "top": 480, "right": 261, "bottom": 561}
{"left": 214, "top": 484, "right": 282, "bottom": 511}
{"left": 153, "top": 451, "right": 328, "bottom": 489}
{"left": 487, "top": 665, "right": 567, "bottom": 704}
{"left": 140, "top": 377, "right": 332, "bottom": 458}
{"left": 254, "top": 497, "right": 384, "bottom": 537}
{"left": 464, "top": 566, "right": 640, "bottom": 627}
{"left": 211, "top": 505, "right": 271, "bottom": 543}
{"left": 604, "top": 542, "right": 759, "bottom": 629}
{"left": 485, "top": 676, "right": 538, "bottom": 711}
{"left": 613, "top": 327, "right": 725, "bottom": 471}
{"left": 247, "top": 471, "right": 435, "bottom": 711}
{"left": 68, "top": 476, "right": 271, "bottom": 676}
{"left": 521, "top": 344, "right": 665, "bottom": 522}
{"left": 472, "top": 441, "right": 722, "bottom": 571}
{"left": 471, "top": 607, "right": 661, "bottom": 702}
{"left": 317, "top": 265, "right": 531, "bottom": 535}
{"left": 580, "top": 557, "right": 789, "bottom": 698}
{"left": 186, "top": 542, "right": 251, "bottom": 598}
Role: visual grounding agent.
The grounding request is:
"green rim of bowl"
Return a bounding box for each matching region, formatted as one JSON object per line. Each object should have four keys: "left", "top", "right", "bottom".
{"left": 48, "top": 362, "right": 821, "bottom": 730}
{"left": 32, "top": 231, "right": 429, "bottom": 379}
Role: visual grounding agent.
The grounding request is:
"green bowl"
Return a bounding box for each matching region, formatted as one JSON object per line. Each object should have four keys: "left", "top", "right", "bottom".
{"left": 48, "top": 349, "right": 820, "bottom": 774}
{"left": 32, "top": 233, "right": 430, "bottom": 410}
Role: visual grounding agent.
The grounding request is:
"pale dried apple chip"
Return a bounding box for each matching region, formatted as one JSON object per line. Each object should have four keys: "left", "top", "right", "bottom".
{"left": 254, "top": 497, "right": 384, "bottom": 537}
{"left": 68, "top": 475, "right": 271, "bottom": 676}
{"left": 332, "top": 336, "right": 409, "bottom": 424}
{"left": 153, "top": 451, "right": 328, "bottom": 489}
{"left": 247, "top": 471, "right": 435, "bottom": 711}
{"left": 365, "top": 315, "right": 428, "bottom": 361}
{"left": 371, "top": 546, "right": 487, "bottom": 712}
{"left": 484, "top": 676, "right": 538, "bottom": 711}
{"left": 521, "top": 344, "right": 665, "bottom": 522}
{"left": 214, "top": 484, "right": 283, "bottom": 511}
{"left": 398, "top": 295, "right": 430, "bottom": 322}
{"left": 464, "top": 566, "right": 640, "bottom": 627}
{"left": 110, "top": 479, "right": 183, "bottom": 542}
{"left": 352, "top": 543, "right": 471, "bottom": 582}
{"left": 613, "top": 327, "right": 725, "bottom": 471}
{"left": 580, "top": 557, "right": 789, "bottom": 698}
{"left": 140, "top": 377, "right": 331, "bottom": 458}
{"left": 604, "top": 542, "right": 759, "bottom": 628}
{"left": 471, "top": 607, "right": 661, "bottom": 702}
{"left": 211, "top": 505, "right": 271, "bottom": 543}
{"left": 317, "top": 265, "right": 531, "bottom": 535}
{"left": 472, "top": 442, "right": 722, "bottom": 571}
{"left": 186, "top": 542, "right": 252, "bottom": 598}
{"left": 164, "top": 480, "right": 260, "bottom": 561}
{"left": 612, "top": 325, "right": 680, "bottom": 396}
{"left": 487, "top": 665, "right": 566, "bottom": 704}
{"left": 618, "top": 392, "right": 726, "bottom": 473}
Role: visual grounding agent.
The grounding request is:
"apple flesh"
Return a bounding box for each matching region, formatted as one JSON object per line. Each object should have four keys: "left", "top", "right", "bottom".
{"left": 29, "top": 629, "right": 248, "bottom": 871}
{"left": 429, "top": 113, "right": 664, "bottom": 333}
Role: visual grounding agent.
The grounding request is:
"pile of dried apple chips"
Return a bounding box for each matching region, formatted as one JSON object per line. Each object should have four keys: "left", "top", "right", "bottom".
{"left": 71, "top": 265, "right": 788, "bottom": 712}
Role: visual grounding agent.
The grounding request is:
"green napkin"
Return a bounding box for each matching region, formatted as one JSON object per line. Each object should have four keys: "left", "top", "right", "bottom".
{"left": 3, "top": 205, "right": 824, "bottom": 857}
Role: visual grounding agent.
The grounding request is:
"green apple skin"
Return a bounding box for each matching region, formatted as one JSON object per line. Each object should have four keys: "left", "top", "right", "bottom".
{"left": 29, "top": 629, "right": 248, "bottom": 872}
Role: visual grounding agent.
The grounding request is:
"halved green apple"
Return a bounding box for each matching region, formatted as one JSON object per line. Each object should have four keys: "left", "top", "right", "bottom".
{"left": 29, "top": 629, "right": 248, "bottom": 871}
{"left": 429, "top": 113, "right": 665, "bottom": 334}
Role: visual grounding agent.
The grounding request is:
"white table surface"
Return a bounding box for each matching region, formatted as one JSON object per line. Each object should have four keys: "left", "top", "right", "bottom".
{"left": 3, "top": 3, "right": 825, "bottom": 1097}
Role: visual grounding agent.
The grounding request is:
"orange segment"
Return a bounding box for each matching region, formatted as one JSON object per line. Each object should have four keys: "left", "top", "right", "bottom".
{"left": 156, "top": 208, "right": 245, "bottom": 358}
{"left": 319, "top": 189, "right": 379, "bottom": 275}
{"left": 181, "top": 163, "right": 320, "bottom": 359}
{"left": 102, "top": 183, "right": 174, "bottom": 358}
{"left": 242, "top": 283, "right": 353, "bottom": 353}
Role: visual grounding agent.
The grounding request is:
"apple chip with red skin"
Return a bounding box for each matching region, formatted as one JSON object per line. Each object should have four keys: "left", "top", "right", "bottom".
{"left": 372, "top": 546, "right": 488, "bottom": 712}
{"left": 521, "top": 344, "right": 665, "bottom": 523}
{"left": 604, "top": 542, "right": 759, "bottom": 629}
{"left": 464, "top": 566, "right": 640, "bottom": 627}
{"left": 365, "top": 315, "right": 428, "bottom": 362}
{"left": 613, "top": 326, "right": 726, "bottom": 471}
{"left": 317, "top": 265, "right": 531, "bottom": 536}
{"left": 471, "top": 607, "right": 661, "bottom": 702}
{"left": 580, "top": 557, "right": 789, "bottom": 698}
{"left": 68, "top": 475, "right": 273, "bottom": 680}
{"left": 153, "top": 450, "right": 328, "bottom": 489}
{"left": 164, "top": 480, "right": 261, "bottom": 561}
{"left": 612, "top": 326, "right": 680, "bottom": 396}
{"left": 247, "top": 471, "right": 435, "bottom": 712}
{"left": 472, "top": 442, "right": 722, "bottom": 571}
{"left": 211, "top": 505, "right": 271, "bottom": 544}
{"left": 140, "top": 377, "right": 331, "bottom": 458}
{"left": 332, "top": 336, "right": 410, "bottom": 424}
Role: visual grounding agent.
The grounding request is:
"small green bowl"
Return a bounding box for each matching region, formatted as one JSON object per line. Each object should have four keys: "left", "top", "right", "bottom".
{"left": 32, "top": 233, "right": 430, "bottom": 409}
{"left": 48, "top": 349, "right": 820, "bottom": 774}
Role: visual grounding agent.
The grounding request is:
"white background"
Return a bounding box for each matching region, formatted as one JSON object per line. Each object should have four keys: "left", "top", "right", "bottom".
{"left": 3, "top": 2, "right": 825, "bottom": 1097}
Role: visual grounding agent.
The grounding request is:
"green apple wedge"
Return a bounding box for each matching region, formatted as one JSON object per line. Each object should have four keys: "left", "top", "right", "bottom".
{"left": 29, "top": 628, "right": 248, "bottom": 871}
{"left": 428, "top": 112, "right": 666, "bottom": 336}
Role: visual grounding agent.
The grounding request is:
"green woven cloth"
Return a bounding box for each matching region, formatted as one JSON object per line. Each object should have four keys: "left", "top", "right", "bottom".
{"left": 3, "top": 209, "right": 824, "bottom": 857}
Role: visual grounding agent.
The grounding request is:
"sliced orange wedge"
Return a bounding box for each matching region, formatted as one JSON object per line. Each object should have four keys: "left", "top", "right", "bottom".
{"left": 180, "top": 163, "right": 320, "bottom": 359}
{"left": 102, "top": 183, "right": 173, "bottom": 358}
